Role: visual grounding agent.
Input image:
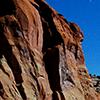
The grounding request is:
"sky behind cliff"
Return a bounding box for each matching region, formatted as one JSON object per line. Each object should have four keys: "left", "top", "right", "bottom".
{"left": 46, "top": 0, "right": 100, "bottom": 75}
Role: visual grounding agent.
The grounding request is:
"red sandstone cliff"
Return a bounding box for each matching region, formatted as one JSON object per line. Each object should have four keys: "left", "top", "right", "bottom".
{"left": 0, "top": 0, "right": 99, "bottom": 100}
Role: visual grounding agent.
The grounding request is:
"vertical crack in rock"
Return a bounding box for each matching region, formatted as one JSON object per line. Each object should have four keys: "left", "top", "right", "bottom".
{"left": 36, "top": 0, "right": 64, "bottom": 50}
{"left": 0, "top": 0, "right": 16, "bottom": 16}
{"left": 39, "top": 2, "right": 65, "bottom": 99}
{"left": 43, "top": 47, "right": 67, "bottom": 100}
{"left": 43, "top": 48, "right": 60, "bottom": 98}
{"left": 0, "top": 21, "right": 26, "bottom": 100}
{"left": 39, "top": 2, "right": 66, "bottom": 99}
{"left": 0, "top": 82, "right": 4, "bottom": 99}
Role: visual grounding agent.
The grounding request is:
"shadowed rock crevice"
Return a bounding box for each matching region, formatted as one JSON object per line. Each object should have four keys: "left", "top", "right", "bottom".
{"left": 36, "top": 1, "right": 64, "bottom": 52}
{"left": 43, "top": 47, "right": 65, "bottom": 100}
{"left": 41, "top": 7, "right": 66, "bottom": 98}
{"left": 40, "top": 3, "right": 74, "bottom": 98}
{"left": 0, "top": 22, "right": 26, "bottom": 100}
{"left": 0, "top": 82, "right": 4, "bottom": 98}
{"left": 43, "top": 48, "right": 61, "bottom": 91}
{"left": 0, "top": 0, "right": 16, "bottom": 16}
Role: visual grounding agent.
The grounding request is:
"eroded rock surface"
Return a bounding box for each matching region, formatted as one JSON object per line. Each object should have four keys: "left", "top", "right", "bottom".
{"left": 0, "top": 0, "right": 99, "bottom": 100}
{"left": 91, "top": 75, "right": 100, "bottom": 93}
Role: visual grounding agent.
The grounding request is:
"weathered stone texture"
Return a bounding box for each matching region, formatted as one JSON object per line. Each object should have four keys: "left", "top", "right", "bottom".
{"left": 0, "top": 0, "right": 99, "bottom": 100}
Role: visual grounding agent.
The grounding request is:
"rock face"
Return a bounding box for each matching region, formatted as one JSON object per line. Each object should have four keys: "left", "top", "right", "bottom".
{"left": 0, "top": 0, "right": 99, "bottom": 100}
{"left": 91, "top": 75, "right": 100, "bottom": 93}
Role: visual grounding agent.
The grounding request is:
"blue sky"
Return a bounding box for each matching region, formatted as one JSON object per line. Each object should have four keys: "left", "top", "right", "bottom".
{"left": 46, "top": 0, "right": 100, "bottom": 75}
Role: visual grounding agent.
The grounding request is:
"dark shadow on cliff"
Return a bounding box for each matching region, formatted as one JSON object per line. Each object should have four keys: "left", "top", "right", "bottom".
{"left": 34, "top": 1, "right": 65, "bottom": 99}
{"left": 0, "top": 0, "right": 16, "bottom": 16}
{"left": 0, "top": 21, "right": 26, "bottom": 100}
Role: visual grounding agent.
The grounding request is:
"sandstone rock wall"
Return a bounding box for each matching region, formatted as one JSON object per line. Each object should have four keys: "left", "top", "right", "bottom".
{"left": 91, "top": 75, "right": 100, "bottom": 93}
{"left": 0, "top": 0, "right": 99, "bottom": 100}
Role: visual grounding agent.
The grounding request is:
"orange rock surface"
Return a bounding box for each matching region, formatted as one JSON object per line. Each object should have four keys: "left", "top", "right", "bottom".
{"left": 0, "top": 0, "right": 99, "bottom": 100}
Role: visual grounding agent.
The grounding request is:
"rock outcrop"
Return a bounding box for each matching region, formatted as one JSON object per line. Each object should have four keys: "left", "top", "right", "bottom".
{"left": 0, "top": 0, "right": 99, "bottom": 100}
{"left": 91, "top": 75, "right": 100, "bottom": 93}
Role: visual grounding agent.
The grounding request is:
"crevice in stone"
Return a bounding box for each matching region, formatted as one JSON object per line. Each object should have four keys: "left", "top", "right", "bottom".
{"left": 35, "top": 0, "right": 64, "bottom": 52}
{"left": 43, "top": 48, "right": 61, "bottom": 91}
{"left": 0, "top": 82, "right": 4, "bottom": 98}
{"left": 0, "top": 23, "right": 26, "bottom": 100}
{"left": 0, "top": 0, "right": 16, "bottom": 16}
{"left": 17, "top": 84, "right": 26, "bottom": 100}
{"left": 59, "top": 91, "right": 66, "bottom": 100}
{"left": 43, "top": 47, "right": 66, "bottom": 100}
{"left": 29, "top": 52, "right": 48, "bottom": 99}
{"left": 30, "top": 1, "right": 40, "bottom": 11}
{"left": 58, "top": 13, "right": 68, "bottom": 24}
{"left": 36, "top": 1, "right": 66, "bottom": 99}
{"left": 30, "top": 70, "right": 40, "bottom": 92}
{"left": 0, "top": 64, "right": 10, "bottom": 77}
{"left": 69, "top": 22, "right": 77, "bottom": 32}
{"left": 9, "top": 88, "right": 14, "bottom": 97}
{"left": 52, "top": 91, "right": 65, "bottom": 100}
{"left": 52, "top": 91, "right": 59, "bottom": 100}
{"left": 29, "top": 51, "right": 39, "bottom": 76}
{"left": 37, "top": 2, "right": 74, "bottom": 98}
